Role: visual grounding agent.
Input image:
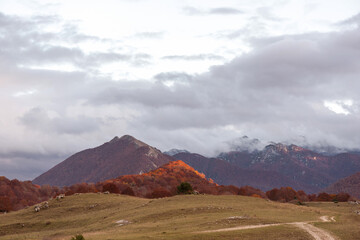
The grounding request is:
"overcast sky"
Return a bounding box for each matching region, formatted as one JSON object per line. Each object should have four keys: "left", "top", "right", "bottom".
{"left": 1, "top": 0, "right": 360, "bottom": 180}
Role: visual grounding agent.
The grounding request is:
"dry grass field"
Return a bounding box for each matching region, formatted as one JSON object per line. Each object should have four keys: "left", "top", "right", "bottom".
{"left": 0, "top": 193, "right": 359, "bottom": 240}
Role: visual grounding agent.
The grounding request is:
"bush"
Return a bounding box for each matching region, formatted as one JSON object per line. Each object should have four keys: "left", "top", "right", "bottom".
{"left": 177, "top": 182, "right": 193, "bottom": 194}
{"left": 71, "top": 235, "right": 85, "bottom": 240}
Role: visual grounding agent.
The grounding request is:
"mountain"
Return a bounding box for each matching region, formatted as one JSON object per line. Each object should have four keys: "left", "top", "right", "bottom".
{"left": 324, "top": 172, "right": 360, "bottom": 198}
{"left": 32, "top": 135, "right": 174, "bottom": 186}
{"left": 173, "top": 152, "right": 316, "bottom": 192}
{"left": 217, "top": 143, "right": 360, "bottom": 192}
{"left": 225, "top": 135, "right": 264, "bottom": 152}
{"left": 163, "top": 149, "right": 190, "bottom": 156}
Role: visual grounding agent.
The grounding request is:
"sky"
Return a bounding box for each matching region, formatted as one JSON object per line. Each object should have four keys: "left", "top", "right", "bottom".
{"left": 1, "top": 0, "right": 360, "bottom": 180}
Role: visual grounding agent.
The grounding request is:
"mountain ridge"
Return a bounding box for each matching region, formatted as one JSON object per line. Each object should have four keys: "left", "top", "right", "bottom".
{"left": 32, "top": 135, "right": 173, "bottom": 186}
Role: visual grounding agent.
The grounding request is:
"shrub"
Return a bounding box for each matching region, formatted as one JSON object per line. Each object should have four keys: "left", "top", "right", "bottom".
{"left": 146, "top": 187, "right": 173, "bottom": 198}
{"left": 177, "top": 182, "right": 193, "bottom": 194}
{"left": 102, "top": 183, "right": 120, "bottom": 194}
{"left": 71, "top": 234, "right": 85, "bottom": 240}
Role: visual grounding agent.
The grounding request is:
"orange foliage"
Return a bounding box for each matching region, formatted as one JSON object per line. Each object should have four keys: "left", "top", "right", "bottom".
{"left": 0, "top": 176, "right": 61, "bottom": 211}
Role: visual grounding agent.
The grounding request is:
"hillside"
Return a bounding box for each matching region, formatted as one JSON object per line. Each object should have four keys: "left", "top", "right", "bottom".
{"left": 96, "top": 160, "right": 220, "bottom": 197}
{"left": 1, "top": 193, "right": 359, "bottom": 240}
{"left": 33, "top": 135, "right": 174, "bottom": 186}
{"left": 173, "top": 152, "right": 315, "bottom": 192}
{"left": 324, "top": 172, "right": 360, "bottom": 198}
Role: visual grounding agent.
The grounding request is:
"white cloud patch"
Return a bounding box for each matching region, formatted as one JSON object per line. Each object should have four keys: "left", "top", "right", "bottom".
{"left": 324, "top": 100, "right": 354, "bottom": 115}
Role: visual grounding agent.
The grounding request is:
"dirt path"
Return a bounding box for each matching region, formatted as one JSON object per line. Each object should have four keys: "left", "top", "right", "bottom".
{"left": 200, "top": 216, "right": 337, "bottom": 240}
{"left": 291, "top": 222, "right": 336, "bottom": 240}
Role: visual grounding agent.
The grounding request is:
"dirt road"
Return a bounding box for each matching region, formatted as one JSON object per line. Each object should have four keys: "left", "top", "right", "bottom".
{"left": 200, "top": 216, "right": 337, "bottom": 240}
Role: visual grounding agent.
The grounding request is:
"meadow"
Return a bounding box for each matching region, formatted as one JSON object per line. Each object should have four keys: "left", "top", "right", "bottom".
{"left": 0, "top": 193, "right": 359, "bottom": 240}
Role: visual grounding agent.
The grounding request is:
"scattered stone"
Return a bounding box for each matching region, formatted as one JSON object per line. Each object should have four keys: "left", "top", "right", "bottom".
{"left": 34, "top": 205, "right": 41, "bottom": 212}
{"left": 103, "top": 191, "right": 110, "bottom": 194}
{"left": 116, "top": 220, "right": 131, "bottom": 226}
{"left": 226, "top": 216, "right": 250, "bottom": 220}
{"left": 88, "top": 204, "right": 98, "bottom": 209}
{"left": 56, "top": 194, "right": 65, "bottom": 200}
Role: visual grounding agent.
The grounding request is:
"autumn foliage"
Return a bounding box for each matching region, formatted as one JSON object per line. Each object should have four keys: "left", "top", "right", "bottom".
{"left": 266, "top": 187, "right": 351, "bottom": 203}
{"left": 0, "top": 160, "right": 354, "bottom": 212}
{"left": 0, "top": 176, "right": 60, "bottom": 212}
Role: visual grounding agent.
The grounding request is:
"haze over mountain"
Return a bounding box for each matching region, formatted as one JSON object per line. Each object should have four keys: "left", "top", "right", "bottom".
{"left": 32, "top": 135, "right": 173, "bottom": 186}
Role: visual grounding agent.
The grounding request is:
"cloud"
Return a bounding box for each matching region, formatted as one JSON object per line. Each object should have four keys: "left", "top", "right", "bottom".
{"left": 133, "top": 31, "right": 165, "bottom": 39}
{"left": 20, "top": 107, "right": 102, "bottom": 135}
{"left": 183, "top": 7, "right": 243, "bottom": 16}
{"left": 162, "top": 54, "right": 224, "bottom": 61}
{"left": 209, "top": 8, "right": 244, "bottom": 15}
{"left": 89, "top": 22, "right": 360, "bottom": 153}
{"left": 153, "top": 72, "right": 193, "bottom": 82}
{"left": 2, "top": 8, "right": 360, "bottom": 181}
{"left": 338, "top": 12, "right": 360, "bottom": 27}
{"left": 0, "top": 12, "right": 152, "bottom": 73}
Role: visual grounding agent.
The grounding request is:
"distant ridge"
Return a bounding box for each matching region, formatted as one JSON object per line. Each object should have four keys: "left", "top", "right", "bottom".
{"left": 324, "top": 172, "right": 360, "bottom": 198}
{"left": 32, "top": 135, "right": 173, "bottom": 186}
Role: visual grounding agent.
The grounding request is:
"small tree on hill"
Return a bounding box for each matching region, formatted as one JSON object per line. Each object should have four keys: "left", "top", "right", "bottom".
{"left": 71, "top": 234, "right": 85, "bottom": 240}
{"left": 177, "top": 182, "right": 193, "bottom": 194}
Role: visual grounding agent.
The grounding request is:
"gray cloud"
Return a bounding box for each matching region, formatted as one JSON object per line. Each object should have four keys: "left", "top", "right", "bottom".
{"left": 133, "top": 31, "right": 165, "bottom": 39}
{"left": 209, "top": 8, "right": 244, "bottom": 15}
{"left": 0, "top": 12, "right": 152, "bottom": 71}
{"left": 162, "top": 54, "right": 224, "bottom": 61}
{"left": 90, "top": 21, "right": 360, "bottom": 152}
{"left": 20, "top": 107, "right": 102, "bottom": 135}
{"left": 338, "top": 12, "right": 360, "bottom": 26}
{"left": 153, "top": 72, "right": 193, "bottom": 82}
{"left": 2, "top": 9, "right": 360, "bottom": 181}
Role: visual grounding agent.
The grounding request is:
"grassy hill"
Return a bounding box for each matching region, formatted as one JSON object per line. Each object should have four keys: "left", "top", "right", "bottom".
{"left": 0, "top": 193, "right": 359, "bottom": 240}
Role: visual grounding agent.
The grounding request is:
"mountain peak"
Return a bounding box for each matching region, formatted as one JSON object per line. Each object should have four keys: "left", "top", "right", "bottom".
{"left": 109, "top": 135, "right": 148, "bottom": 148}
{"left": 109, "top": 136, "right": 120, "bottom": 143}
{"left": 33, "top": 135, "right": 174, "bottom": 186}
{"left": 119, "top": 134, "right": 136, "bottom": 141}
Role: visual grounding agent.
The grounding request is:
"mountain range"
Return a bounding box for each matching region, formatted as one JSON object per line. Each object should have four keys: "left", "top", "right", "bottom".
{"left": 32, "top": 135, "right": 360, "bottom": 196}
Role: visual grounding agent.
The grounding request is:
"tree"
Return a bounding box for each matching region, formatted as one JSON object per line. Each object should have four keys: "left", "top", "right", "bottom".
{"left": 102, "top": 183, "right": 120, "bottom": 194}
{"left": 0, "top": 196, "right": 12, "bottom": 212}
{"left": 177, "top": 182, "right": 193, "bottom": 194}
{"left": 71, "top": 235, "right": 85, "bottom": 240}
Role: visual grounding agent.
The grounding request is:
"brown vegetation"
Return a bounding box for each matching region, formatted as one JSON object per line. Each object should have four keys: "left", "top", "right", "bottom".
{"left": 0, "top": 161, "right": 353, "bottom": 213}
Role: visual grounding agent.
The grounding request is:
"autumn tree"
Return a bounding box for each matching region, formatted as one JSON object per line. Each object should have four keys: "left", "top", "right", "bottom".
{"left": 177, "top": 182, "right": 193, "bottom": 194}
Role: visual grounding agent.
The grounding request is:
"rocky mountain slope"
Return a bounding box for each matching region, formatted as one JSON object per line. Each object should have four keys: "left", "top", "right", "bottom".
{"left": 217, "top": 143, "right": 360, "bottom": 192}
{"left": 32, "top": 135, "right": 173, "bottom": 186}
{"left": 173, "top": 152, "right": 315, "bottom": 192}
